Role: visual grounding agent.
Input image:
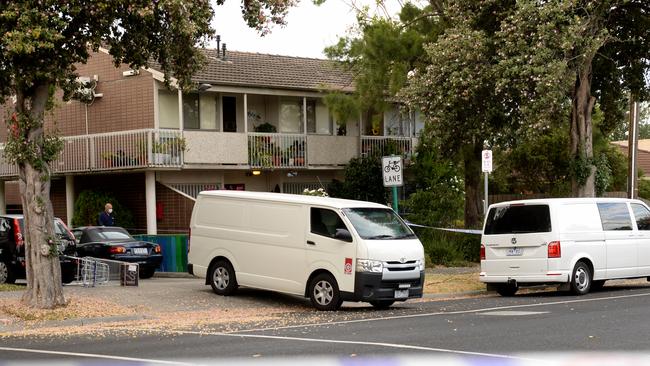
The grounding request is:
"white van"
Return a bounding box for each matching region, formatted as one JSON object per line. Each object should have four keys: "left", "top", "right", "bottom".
{"left": 188, "top": 191, "right": 425, "bottom": 310}
{"left": 480, "top": 197, "right": 650, "bottom": 296}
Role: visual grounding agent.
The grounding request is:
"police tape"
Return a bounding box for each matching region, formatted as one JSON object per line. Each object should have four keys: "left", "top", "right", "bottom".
{"left": 405, "top": 221, "right": 482, "bottom": 235}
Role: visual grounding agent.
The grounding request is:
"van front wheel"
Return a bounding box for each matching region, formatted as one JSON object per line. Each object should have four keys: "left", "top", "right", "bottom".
{"left": 309, "top": 273, "right": 342, "bottom": 311}
{"left": 571, "top": 261, "right": 592, "bottom": 295}
{"left": 209, "top": 260, "right": 238, "bottom": 296}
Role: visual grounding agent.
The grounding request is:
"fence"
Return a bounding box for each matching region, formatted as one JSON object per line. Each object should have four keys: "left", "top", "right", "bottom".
{"left": 134, "top": 234, "right": 188, "bottom": 272}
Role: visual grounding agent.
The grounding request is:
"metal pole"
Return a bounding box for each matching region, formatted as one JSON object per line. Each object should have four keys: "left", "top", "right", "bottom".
{"left": 392, "top": 186, "right": 399, "bottom": 212}
{"left": 484, "top": 172, "right": 489, "bottom": 215}
{"left": 628, "top": 95, "right": 639, "bottom": 199}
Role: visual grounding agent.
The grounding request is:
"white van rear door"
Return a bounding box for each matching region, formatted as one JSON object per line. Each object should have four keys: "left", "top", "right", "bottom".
{"left": 482, "top": 204, "right": 552, "bottom": 276}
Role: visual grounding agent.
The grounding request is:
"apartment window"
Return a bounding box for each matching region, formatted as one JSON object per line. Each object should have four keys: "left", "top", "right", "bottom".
{"left": 200, "top": 94, "right": 219, "bottom": 130}
{"left": 223, "top": 96, "right": 237, "bottom": 132}
{"left": 158, "top": 90, "right": 180, "bottom": 129}
{"left": 183, "top": 93, "right": 200, "bottom": 129}
{"left": 307, "top": 99, "right": 331, "bottom": 135}
{"left": 279, "top": 97, "right": 304, "bottom": 133}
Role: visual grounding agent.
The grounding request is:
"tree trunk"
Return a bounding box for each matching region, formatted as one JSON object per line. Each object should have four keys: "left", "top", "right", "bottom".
{"left": 16, "top": 84, "right": 66, "bottom": 309}
{"left": 463, "top": 141, "right": 482, "bottom": 229}
{"left": 570, "top": 63, "right": 597, "bottom": 197}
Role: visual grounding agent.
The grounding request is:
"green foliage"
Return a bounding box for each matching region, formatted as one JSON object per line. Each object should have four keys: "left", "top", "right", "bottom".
{"left": 639, "top": 180, "right": 650, "bottom": 200}
{"left": 414, "top": 227, "right": 480, "bottom": 266}
{"left": 328, "top": 156, "right": 388, "bottom": 204}
{"left": 72, "top": 190, "right": 135, "bottom": 231}
{"left": 322, "top": 92, "right": 359, "bottom": 130}
{"left": 253, "top": 123, "right": 277, "bottom": 133}
{"left": 325, "top": 2, "right": 445, "bottom": 119}
{"left": 402, "top": 140, "right": 464, "bottom": 227}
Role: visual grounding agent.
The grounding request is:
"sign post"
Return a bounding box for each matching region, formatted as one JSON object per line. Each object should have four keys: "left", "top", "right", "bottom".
{"left": 482, "top": 150, "right": 492, "bottom": 216}
{"left": 382, "top": 155, "right": 403, "bottom": 212}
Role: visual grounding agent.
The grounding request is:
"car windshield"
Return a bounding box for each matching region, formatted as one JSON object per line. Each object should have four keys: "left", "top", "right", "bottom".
{"left": 342, "top": 208, "right": 415, "bottom": 240}
{"left": 87, "top": 227, "right": 132, "bottom": 241}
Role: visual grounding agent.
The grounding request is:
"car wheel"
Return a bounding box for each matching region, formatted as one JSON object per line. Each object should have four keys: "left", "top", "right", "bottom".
{"left": 209, "top": 260, "right": 238, "bottom": 295}
{"left": 0, "top": 260, "right": 15, "bottom": 285}
{"left": 495, "top": 283, "right": 518, "bottom": 297}
{"left": 570, "top": 261, "right": 592, "bottom": 295}
{"left": 139, "top": 267, "right": 156, "bottom": 279}
{"left": 369, "top": 300, "right": 395, "bottom": 309}
{"left": 591, "top": 280, "right": 605, "bottom": 291}
{"left": 309, "top": 273, "right": 342, "bottom": 311}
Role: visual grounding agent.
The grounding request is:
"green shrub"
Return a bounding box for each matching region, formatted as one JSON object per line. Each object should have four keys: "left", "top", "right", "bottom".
{"left": 413, "top": 227, "right": 480, "bottom": 266}
{"left": 72, "top": 190, "right": 135, "bottom": 230}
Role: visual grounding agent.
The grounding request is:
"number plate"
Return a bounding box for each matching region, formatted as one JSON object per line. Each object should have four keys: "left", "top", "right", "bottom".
{"left": 395, "top": 289, "right": 409, "bottom": 299}
{"left": 133, "top": 248, "right": 148, "bottom": 255}
{"left": 507, "top": 248, "right": 523, "bottom": 256}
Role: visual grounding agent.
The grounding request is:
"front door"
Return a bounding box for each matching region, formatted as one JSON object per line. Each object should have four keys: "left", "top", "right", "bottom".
{"left": 306, "top": 207, "right": 356, "bottom": 294}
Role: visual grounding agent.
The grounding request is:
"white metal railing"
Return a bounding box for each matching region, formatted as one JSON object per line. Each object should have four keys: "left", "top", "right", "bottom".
{"left": 0, "top": 129, "right": 184, "bottom": 177}
{"left": 360, "top": 136, "right": 414, "bottom": 158}
{"left": 248, "top": 133, "right": 307, "bottom": 168}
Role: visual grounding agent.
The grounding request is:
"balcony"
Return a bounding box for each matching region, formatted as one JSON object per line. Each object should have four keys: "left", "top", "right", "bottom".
{"left": 0, "top": 129, "right": 184, "bottom": 178}
{"left": 0, "top": 130, "right": 418, "bottom": 178}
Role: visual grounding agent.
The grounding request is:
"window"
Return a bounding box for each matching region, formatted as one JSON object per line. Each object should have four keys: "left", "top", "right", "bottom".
{"left": 279, "top": 97, "right": 304, "bottom": 133}
{"left": 199, "top": 94, "right": 218, "bottom": 130}
{"left": 484, "top": 205, "right": 551, "bottom": 235}
{"left": 342, "top": 208, "right": 415, "bottom": 240}
{"left": 223, "top": 96, "right": 237, "bottom": 132}
{"left": 307, "top": 99, "right": 331, "bottom": 135}
{"left": 311, "top": 208, "right": 349, "bottom": 240}
{"left": 183, "top": 93, "right": 200, "bottom": 129}
{"left": 597, "top": 203, "right": 633, "bottom": 231}
{"left": 631, "top": 203, "right": 650, "bottom": 230}
{"left": 158, "top": 89, "right": 180, "bottom": 129}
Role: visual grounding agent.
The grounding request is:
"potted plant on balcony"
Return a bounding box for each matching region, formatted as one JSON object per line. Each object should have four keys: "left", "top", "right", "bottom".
{"left": 254, "top": 122, "right": 277, "bottom": 133}
{"left": 151, "top": 141, "right": 170, "bottom": 165}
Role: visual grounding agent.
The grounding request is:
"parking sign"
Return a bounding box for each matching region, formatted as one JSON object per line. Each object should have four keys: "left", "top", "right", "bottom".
{"left": 482, "top": 150, "right": 492, "bottom": 173}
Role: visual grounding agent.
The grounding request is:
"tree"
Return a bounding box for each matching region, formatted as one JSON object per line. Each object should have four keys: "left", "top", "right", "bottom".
{"left": 329, "top": 156, "right": 388, "bottom": 204}
{"left": 0, "top": 0, "right": 295, "bottom": 309}
{"left": 497, "top": 1, "right": 650, "bottom": 196}
{"left": 402, "top": 1, "right": 517, "bottom": 228}
{"left": 324, "top": 2, "right": 445, "bottom": 130}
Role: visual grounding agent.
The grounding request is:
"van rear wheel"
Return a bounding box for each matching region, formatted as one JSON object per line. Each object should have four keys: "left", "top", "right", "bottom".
{"left": 209, "top": 260, "right": 238, "bottom": 296}
{"left": 570, "top": 261, "right": 592, "bottom": 295}
{"left": 309, "top": 273, "right": 342, "bottom": 311}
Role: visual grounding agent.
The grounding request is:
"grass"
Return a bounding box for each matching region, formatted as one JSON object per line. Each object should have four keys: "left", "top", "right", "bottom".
{"left": 423, "top": 271, "right": 484, "bottom": 294}
{"left": 0, "top": 284, "right": 23, "bottom": 292}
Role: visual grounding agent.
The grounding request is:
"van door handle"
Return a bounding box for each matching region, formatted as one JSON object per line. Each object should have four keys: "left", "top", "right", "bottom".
{"left": 307, "top": 240, "right": 316, "bottom": 245}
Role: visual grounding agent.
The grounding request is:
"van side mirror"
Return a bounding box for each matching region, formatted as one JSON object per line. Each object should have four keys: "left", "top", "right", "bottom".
{"left": 334, "top": 229, "right": 352, "bottom": 242}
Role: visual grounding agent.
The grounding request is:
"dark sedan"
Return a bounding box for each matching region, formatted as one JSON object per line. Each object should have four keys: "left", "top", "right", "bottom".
{"left": 72, "top": 226, "right": 162, "bottom": 279}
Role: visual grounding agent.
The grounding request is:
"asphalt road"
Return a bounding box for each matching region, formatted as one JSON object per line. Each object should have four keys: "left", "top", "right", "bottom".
{"left": 2, "top": 282, "right": 650, "bottom": 365}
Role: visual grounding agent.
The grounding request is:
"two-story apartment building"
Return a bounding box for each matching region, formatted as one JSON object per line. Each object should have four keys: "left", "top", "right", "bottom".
{"left": 0, "top": 47, "right": 423, "bottom": 235}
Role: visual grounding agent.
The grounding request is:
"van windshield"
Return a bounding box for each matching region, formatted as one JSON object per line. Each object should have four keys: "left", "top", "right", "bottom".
{"left": 484, "top": 204, "right": 551, "bottom": 234}
{"left": 342, "top": 208, "right": 416, "bottom": 240}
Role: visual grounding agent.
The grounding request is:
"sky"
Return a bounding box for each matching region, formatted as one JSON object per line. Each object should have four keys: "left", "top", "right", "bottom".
{"left": 209, "top": 0, "right": 402, "bottom": 59}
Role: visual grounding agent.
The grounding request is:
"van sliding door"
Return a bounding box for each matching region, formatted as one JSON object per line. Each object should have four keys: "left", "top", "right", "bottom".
{"left": 597, "top": 203, "right": 637, "bottom": 278}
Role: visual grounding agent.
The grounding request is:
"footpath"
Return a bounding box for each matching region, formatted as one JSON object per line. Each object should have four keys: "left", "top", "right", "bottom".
{"left": 0, "top": 266, "right": 483, "bottom": 336}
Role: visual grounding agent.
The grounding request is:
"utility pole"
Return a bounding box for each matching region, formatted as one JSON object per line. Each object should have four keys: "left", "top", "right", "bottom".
{"left": 628, "top": 95, "right": 640, "bottom": 199}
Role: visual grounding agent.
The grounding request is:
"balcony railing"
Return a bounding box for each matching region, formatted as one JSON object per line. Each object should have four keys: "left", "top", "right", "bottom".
{"left": 361, "top": 136, "right": 414, "bottom": 158}
{"left": 248, "top": 133, "right": 306, "bottom": 169}
{"left": 0, "top": 129, "right": 184, "bottom": 178}
{"left": 0, "top": 131, "right": 418, "bottom": 178}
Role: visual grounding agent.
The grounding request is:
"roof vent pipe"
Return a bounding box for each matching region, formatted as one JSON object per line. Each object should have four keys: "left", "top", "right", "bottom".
{"left": 216, "top": 35, "right": 221, "bottom": 58}
{"left": 222, "top": 43, "right": 227, "bottom": 61}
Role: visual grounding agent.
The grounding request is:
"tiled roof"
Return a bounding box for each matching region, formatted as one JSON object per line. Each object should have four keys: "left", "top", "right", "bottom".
{"left": 150, "top": 49, "right": 355, "bottom": 92}
{"left": 612, "top": 139, "right": 650, "bottom": 153}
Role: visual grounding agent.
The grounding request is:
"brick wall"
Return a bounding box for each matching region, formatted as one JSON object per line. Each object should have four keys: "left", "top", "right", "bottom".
{"left": 0, "top": 50, "right": 155, "bottom": 141}
{"left": 51, "top": 179, "right": 67, "bottom": 222}
{"left": 156, "top": 183, "right": 194, "bottom": 234}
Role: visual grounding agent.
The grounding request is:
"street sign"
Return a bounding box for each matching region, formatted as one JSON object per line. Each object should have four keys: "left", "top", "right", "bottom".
{"left": 482, "top": 150, "right": 493, "bottom": 173}
{"left": 382, "top": 156, "right": 403, "bottom": 187}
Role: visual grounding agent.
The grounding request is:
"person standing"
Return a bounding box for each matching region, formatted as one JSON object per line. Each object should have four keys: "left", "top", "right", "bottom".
{"left": 98, "top": 203, "right": 115, "bottom": 226}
